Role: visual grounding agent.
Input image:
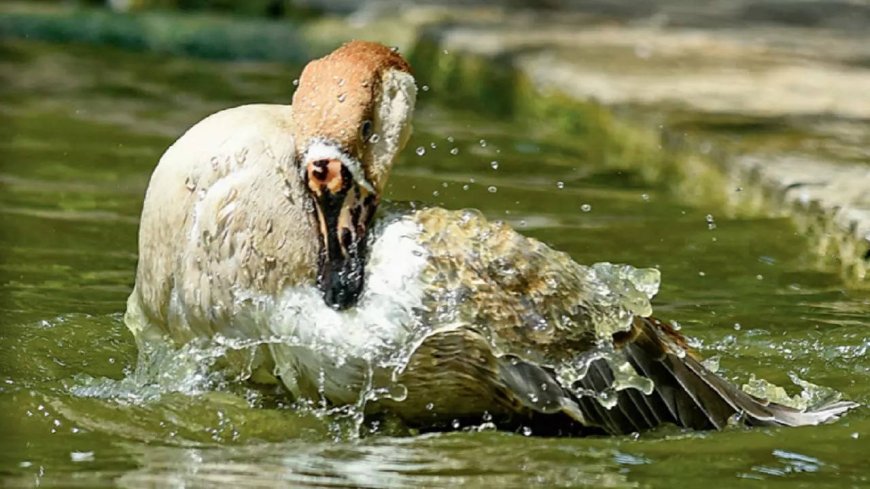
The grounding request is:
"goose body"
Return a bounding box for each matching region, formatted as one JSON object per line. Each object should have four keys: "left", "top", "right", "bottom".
{"left": 126, "top": 42, "right": 855, "bottom": 435}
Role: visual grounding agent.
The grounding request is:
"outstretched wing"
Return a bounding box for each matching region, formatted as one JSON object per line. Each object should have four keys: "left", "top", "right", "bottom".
{"left": 388, "top": 207, "right": 855, "bottom": 433}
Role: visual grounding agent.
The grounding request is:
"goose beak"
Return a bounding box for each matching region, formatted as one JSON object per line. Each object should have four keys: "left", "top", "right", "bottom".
{"left": 305, "top": 154, "right": 379, "bottom": 310}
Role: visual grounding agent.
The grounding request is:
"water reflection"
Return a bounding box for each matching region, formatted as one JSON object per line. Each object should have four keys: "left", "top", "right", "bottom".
{"left": 114, "top": 435, "right": 638, "bottom": 488}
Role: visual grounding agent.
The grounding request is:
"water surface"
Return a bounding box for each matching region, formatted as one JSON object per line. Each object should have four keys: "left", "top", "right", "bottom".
{"left": 0, "top": 40, "right": 867, "bottom": 488}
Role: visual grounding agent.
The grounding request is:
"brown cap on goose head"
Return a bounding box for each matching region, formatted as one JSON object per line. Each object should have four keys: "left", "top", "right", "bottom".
{"left": 292, "top": 41, "right": 417, "bottom": 309}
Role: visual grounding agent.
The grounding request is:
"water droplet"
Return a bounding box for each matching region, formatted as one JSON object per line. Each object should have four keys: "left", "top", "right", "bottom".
{"left": 479, "top": 139, "right": 487, "bottom": 147}
{"left": 641, "top": 193, "right": 650, "bottom": 201}
{"left": 487, "top": 186, "right": 497, "bottom": 193}
{"left": 580, "top": 204, "right": 592, "bottom": 212}
{"left": 490, "top": 160, "right": 499, "bottom": 170}
{"left": 705, "top": 214, "right": 716, "bottom": 230}
{"left": 415, "top": 146, "right": 426, "bottom": 156}
{"left": 482, "top": 411, "right": 492, "bottom": 422}
{"left": 521, "top": 426, "right": 533, "bottom": 436}
{"left": 446, "top": 136, "right": 455, "bottom": 143}
{"left": 756, "top": 274, "right": 764, "bottom": 280}
{"left": 442, "top": 49, "right": 449, "bottom": 55}
{"left": 429, "top": 142, "right": 437, "bottom": 149}
{"left": 425, "top": 402, "right": 434, "bottom": 411}
{"left": 337, "top": 77, "right": 345, "bottom": 87}
{"left": 370, "top": 134, "right": 380, "bottom": 143}
{"left": 733, "top": 322, "right": 742, "bottom": 331}
{"left": 390, "top": 46, "right": 400, "bottom": 53}
{"left": 184, "top": 176, "right": 196, "bottom": 191}
{"left": 449, "top": 148, "right": 459, "bottom": 155}
{"left": 462, "top": 184, "right": 469, "bottom": 191}
{"left": 451, "top": 419, "right": 461, "bottom": 429}
{"left": 422, "top": 85, "right": 430, "bottom": 92}
{"left": 432, "top": 190, "right": 439, "bottom": 197}
{"left": 698, "top": 271, "right": 706, "bottom": 277}
{"left": 337, "top": 93, "right": 346, "bottom": 103}
{"left": 528, "top": 393, "right": 539, "bottom": 403}
{"left": 556, "top": 181, "right": 564, "bottom": 189}
{"left": 292, "top": 79, "right": 299, "bottom": 87}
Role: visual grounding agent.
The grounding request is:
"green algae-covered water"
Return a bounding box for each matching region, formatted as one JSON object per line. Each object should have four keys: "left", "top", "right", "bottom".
{"left": 1, "top": 39, "right": 867, "bottom": 488}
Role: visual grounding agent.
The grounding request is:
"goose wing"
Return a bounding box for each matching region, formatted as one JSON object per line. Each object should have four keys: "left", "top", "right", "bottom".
{"left": 384, "top": 207, "right": 855, "bottom": 433}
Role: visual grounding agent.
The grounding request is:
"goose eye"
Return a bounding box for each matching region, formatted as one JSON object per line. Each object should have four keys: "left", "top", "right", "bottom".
{"left": 360, "top": 120, "right": 374, "bottom": 142}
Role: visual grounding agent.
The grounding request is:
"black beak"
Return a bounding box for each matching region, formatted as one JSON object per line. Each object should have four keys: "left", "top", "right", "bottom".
{"left": 305, "top": 158, "right": 378, "bottom": 309}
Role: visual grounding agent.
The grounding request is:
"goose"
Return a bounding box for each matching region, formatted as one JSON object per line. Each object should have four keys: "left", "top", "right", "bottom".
{"left": 124, "top": 41, "right": 855, "bottom": 435}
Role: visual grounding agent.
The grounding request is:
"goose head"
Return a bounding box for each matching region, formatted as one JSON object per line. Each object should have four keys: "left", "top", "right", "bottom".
{"left": 292, "top": 41, "right": 417, "bottom": 310}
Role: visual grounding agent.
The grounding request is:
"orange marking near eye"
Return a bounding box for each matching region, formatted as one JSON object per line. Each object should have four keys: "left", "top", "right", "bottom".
{"left": 306, "top": 158, "right": 345, "bottom": 194}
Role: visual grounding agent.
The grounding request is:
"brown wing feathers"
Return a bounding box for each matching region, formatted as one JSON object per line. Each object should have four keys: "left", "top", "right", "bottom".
{"left": 497, "top": 316, "right": 856, "bottom": 435}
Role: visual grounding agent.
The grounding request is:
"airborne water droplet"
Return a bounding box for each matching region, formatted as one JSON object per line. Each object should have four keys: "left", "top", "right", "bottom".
{"left": 416, "top": 146, "right": 426, "bottom": 156}
{"left": 706, "top": 214, "right": 716, "bottom": 230}
{"left": 580, "top": 204, "right": 592, "bottom": 212}
{"left": 451, "top": 419, "right": 461, "bottom": 429}
{"left": 556, "top": 181, "right": 564, "bottom": 189}
{"left": 422, "top": 85, "right": 430, "bottom": 92}
{"left": 521, "top": 426, "right": 533, "bottom": 436}
{"left": 479, "top": 139, "right": 487, "bottom": 147}
{"left": 292, "top": 79, "right": 299, "bottom": 87}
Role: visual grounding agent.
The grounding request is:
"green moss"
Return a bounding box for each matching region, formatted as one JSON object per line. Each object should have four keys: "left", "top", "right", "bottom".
{"left": 0, "top": 7, "right": 313, "bottom": 62}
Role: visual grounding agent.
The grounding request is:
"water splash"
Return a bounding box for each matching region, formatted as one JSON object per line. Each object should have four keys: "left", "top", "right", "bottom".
{"left": 741, "top": 372, "right": 844, "bottom": 411}
{"left": 70, "top": 338, "right": 237, "bottom": 404}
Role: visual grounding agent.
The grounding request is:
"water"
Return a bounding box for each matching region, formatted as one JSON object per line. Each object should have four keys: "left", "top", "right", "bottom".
{"left": 1, "top": 39, "right": 868, "bottom": 488}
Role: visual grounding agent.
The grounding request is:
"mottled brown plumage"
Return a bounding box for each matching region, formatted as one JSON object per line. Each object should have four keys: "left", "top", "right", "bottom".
{"left": 365, "top": 206, "right": 855, "bottom": 433}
